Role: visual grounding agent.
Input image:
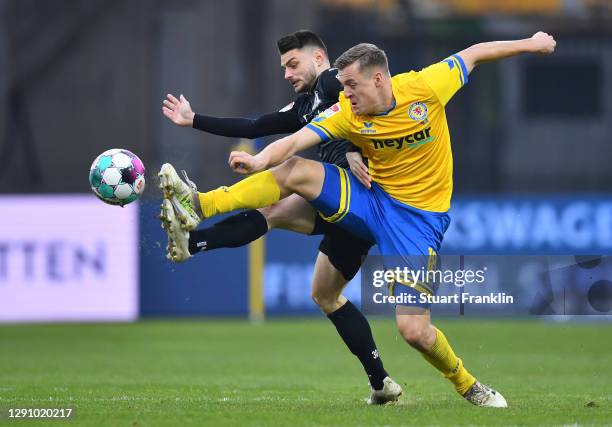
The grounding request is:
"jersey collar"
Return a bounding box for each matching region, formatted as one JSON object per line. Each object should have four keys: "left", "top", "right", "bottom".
{"left": 372, "top": 97, "right": 396, "bottom": 116}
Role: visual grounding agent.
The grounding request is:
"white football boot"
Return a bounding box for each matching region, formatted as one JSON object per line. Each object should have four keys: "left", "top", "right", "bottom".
{"left": 367, "top": 377, "right": 403, "bottom": 405}
{"left": 158, "top": 163, "right": 202, "bottom": 231}
{"left": 463, "top": 381, "right": 508, "bottom": 408}
{"left": 159, "top": 198, "right": 191, "bottom": 263}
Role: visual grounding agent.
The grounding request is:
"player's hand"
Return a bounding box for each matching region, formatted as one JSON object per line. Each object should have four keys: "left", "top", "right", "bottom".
{"left": 229, "top": 151, "right": 266, "bottom": 174}
{"left": 530, "top": 32, "right": 556, "bottom": 54}
{"left": 346, "top": 151, "right": 371, "bottom": 189}
{"left": 162, "top": 93, "right": 195, "bottom": 127}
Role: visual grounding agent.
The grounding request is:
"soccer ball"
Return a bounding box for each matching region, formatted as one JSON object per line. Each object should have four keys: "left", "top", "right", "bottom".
{"left": 89, "top": 149, "right": 146, "bottom": 206}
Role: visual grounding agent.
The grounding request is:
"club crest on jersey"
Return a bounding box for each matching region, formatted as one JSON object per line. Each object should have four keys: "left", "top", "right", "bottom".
{"left": 313, "top": 103, "right": 341, "bottom": 123}
{"left": 408, "top": 102, "right": 428, "bottom": 122}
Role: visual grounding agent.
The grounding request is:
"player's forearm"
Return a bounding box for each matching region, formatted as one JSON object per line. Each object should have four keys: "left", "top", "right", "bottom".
{"left": 254, "top": 127, "right": 320, "bottom": 169}
{"left": 254, "top": 135, "right": 297, "bottom": 169}
{"left": 193, "top": 112, "right": 299, "bottom": 139}
{"left": 192, "top": 114, "right": 262, "bottom": 138}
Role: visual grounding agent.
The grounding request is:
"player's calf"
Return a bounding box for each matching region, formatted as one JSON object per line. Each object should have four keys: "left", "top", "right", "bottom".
{"left": 396, "top": 309, "right": 437, "bottom": 352}
{"left": 396, "top": 308, "right": 480, "bottom": 401}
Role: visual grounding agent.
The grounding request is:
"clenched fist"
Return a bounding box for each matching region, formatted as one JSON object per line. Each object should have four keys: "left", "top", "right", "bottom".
{"left": 531, "top": 31, "right": 556, "bottom": 54}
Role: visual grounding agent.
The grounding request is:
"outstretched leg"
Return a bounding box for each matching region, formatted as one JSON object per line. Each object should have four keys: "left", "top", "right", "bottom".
{"left": 158, "top": 159, "right": 324, "bottom": 261}
{"left": 196, "top": 157, "right": 325, "bottom": 219}
{"left": 188, "top": 194, "right": 316, "bottom": 255}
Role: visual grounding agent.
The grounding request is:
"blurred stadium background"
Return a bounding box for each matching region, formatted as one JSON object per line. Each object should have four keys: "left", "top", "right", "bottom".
{"left": 1, "top": 0, "right": 611, "bottom": 319}
{"left": 1, "top": 1, "right": 611, "bottom": 425}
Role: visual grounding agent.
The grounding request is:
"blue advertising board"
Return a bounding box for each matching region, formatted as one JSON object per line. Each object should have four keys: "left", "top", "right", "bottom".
{"left": 140, "top": 196, "right": 612, "bottom": 316}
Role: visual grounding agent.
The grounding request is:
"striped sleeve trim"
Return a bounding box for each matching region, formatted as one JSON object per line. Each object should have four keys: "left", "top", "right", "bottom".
{"left": 305, "top": 123, "right": 332, "bottom": 142}
{"left": 451, "top": 53, "right": 469, "bottom": 86}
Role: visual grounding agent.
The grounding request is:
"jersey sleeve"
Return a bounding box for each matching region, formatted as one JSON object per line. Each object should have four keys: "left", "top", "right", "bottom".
{"left": 192, "top": 110, "right": 301, "bottom": 138}
{"left": 305, "top": 102, "right": 349, "bottom": 143}
{"left": 418, "top": 53, "right": 469, "bottom": 106}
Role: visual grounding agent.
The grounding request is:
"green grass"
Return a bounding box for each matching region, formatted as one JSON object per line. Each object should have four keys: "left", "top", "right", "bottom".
{"left": 0, "top": 318, "right": 611, "bottom": 426}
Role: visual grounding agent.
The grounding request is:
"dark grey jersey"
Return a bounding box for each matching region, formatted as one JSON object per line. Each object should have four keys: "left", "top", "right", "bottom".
{"left": 285, "top": 68, "right": 354, "bottom": 168}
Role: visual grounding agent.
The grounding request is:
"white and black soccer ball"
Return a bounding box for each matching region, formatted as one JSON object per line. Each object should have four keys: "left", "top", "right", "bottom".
{"left": 89, "top": 148, "right": 146, "bottom": 206}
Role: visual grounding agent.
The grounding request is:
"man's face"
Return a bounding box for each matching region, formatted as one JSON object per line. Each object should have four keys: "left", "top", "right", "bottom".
{"left": 280, "top": 48, "right": 319, "bottom": 93}
{"left": 337, "top": 62, "right": 379, "bottom": 115}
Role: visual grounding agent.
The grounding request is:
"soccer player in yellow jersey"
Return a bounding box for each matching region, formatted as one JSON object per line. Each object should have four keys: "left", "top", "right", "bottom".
{"left": 159, "top": 32, "right": 556, "bottom": 407}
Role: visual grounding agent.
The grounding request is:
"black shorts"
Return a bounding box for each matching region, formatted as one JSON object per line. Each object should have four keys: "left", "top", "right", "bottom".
{"left": 313, "top": 215, "right": 373, "bottom": 281}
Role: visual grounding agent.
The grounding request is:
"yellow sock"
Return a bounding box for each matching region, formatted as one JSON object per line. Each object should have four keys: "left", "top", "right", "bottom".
{"left": 420, "top": 327, "right": 476, "bottom": 396}
{"left": 197, "top": 170, "right": 281, "bottom": 218}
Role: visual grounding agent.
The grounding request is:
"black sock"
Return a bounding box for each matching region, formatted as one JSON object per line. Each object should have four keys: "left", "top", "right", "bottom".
{"left": 327, "top": 300, "right": 388, "bottom": 390}
{"left": 188, "top": 210, "right": 268, "bottom": 254}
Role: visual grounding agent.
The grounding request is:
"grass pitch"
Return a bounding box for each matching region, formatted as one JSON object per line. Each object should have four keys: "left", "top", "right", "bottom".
{"left": 1, "top": 318, "right": 611, "bottom": 426}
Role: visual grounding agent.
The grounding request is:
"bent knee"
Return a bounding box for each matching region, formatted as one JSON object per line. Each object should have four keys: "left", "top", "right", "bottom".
{"left": 398, "top": 323, "right": 430, "bottom": 349}
{"left": 274, "top": 156, "right": 303, "bottom": 177}
{"left": 283, "top": 156, "right": 303, "bottom": 168}
{"left": 311, "top": 289, "right": 341, "bottom": 313}
{"left": 276, "top": 157, "right": 313, "bottom": 188}
{"left": 257, "top": 206, "right": 278, "bottom": 229}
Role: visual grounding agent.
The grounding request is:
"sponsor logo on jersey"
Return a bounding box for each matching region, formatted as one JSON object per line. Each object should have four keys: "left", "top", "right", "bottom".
{"left": 408, "top": 102, "right": 428, "bottom": 122}
{"left": 370, "top": 127, "right": 434, "bottom": 150}
{"left": 360, "top": 121, "right": 376, "bottom": 134}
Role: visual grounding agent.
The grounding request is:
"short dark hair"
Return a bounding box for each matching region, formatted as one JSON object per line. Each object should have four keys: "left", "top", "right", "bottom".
{"left": 277, "top": 30, "right": 328, "bottom": 56}
{"left": 333, "top": 43, "right": 388, "bottom": 73}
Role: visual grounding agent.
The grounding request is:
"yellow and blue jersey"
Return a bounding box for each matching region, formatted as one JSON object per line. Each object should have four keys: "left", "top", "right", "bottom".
{"left": 307, "top": 54, "right": 469, "bottom": 306}
{"left": 306, "top": 54, "right": 469, "bottom": 213}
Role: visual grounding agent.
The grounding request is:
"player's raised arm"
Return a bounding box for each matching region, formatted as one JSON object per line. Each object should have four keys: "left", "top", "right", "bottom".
{"left": 229, "top": 126, "right": 322, "bottom": 174}
{"left": 457, "top": 31, "right": 556, "bottom": 74}
{"left": 162, "top": 93, "right": 300, "bottom": 138}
